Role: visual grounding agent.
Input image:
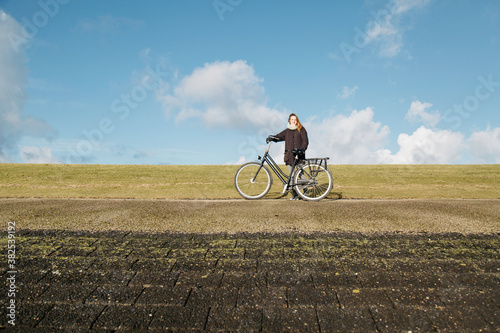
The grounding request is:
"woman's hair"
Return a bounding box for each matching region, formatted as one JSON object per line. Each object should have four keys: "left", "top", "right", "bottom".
{"left": 288, "top": 113, "right": 303, "bottom": 132}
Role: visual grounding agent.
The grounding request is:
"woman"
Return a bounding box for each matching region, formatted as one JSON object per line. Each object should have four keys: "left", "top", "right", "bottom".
{"left": 270, "top": 113, "right": 309, "bottom": 200}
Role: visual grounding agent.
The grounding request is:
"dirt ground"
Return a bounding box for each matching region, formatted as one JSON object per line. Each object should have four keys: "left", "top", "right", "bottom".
{"left": 0, "top": 198, "right": 498, "bottom": 331}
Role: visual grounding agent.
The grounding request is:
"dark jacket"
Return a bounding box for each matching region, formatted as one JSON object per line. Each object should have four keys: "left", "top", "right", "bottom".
{"left": 275, "top": 127, "right": 309, "bottom": 165}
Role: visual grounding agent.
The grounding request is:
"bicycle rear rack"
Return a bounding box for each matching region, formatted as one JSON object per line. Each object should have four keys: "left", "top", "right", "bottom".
{"left": 304, "top": 157, "right": 329, "bottom": 170}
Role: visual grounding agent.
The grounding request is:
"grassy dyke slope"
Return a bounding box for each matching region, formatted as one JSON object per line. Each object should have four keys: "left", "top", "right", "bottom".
{"left": 0, "top": 163, "right": 498, "bottom": 199}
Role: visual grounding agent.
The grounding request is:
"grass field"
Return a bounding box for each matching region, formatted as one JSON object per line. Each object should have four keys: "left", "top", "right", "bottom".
{"left": 0, "top": 163, "right": 498, "bottom": 199}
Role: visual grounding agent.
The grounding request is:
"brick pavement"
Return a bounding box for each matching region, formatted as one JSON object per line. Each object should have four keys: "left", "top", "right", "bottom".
{"left": 1, "top": 230, "right": 499, "bottom": 331}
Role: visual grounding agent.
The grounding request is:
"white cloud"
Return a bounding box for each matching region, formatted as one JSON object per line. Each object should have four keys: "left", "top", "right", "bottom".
{"left": 235, "top": 104, "right": 496, "bottom": 165}
{"left": 339, "top": 86, "right": 358, "bottom": 99}
{"left": 376, "top": 126, "right": 464, "bottom": 164}
{"left": 20, "top": 146, "right": 59, "bottom": 164}
{"left": 366, "top": 20, "right": 398, "bottom": 40}
{"left": 0, "top": 10, "right": 57, "bottom": 162}
{"left": 364, "top": 0, "right": 431, "bottom": 58}
{"left": 305, "top": 108, "right": 391, "bottom": 164}
{"left": 467, "top": 127, "right": 500, "bottom": 163}
{"left": 158, "top": 60, "right": 287, "bottom": 131}
{"left": 405, "top": 100, "right": 441, "bottom": 127}
{"left": 390, "top": 0, "right": 431, "bottom": 15}
{"left": 303, "top": 110, "right": 467, "bottom": 164}
{"left": 226, "top": 155, "right": 247, "bottom": 165}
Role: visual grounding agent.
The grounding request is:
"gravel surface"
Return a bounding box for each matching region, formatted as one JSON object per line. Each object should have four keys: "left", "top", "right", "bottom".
{"left": 0, "top": 198, "right": 498, "bottom": 234}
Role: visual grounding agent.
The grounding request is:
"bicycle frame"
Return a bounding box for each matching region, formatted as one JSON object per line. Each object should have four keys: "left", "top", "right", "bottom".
{"left": 255, "top": 142, "right": 311, "bottom": 193}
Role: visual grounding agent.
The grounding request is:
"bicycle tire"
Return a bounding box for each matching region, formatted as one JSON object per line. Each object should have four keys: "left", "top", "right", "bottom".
{"left": 294, "top": 163, "right": 332, "bottom": 201}
{"left": 234, "top": 162, "right": 273, "bottom": 199}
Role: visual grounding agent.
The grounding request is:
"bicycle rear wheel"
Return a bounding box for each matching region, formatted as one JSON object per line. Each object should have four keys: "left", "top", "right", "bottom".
{"left": 234, "top": 162, "right": 273, "bottom": 199}
{"left": 294, "top": 163, "right": 332, "bottom": 201}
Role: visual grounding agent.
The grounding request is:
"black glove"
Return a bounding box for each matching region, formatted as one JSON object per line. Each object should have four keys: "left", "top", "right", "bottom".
{"left": 266, "top": 136, "right": 278, "bottom": 143}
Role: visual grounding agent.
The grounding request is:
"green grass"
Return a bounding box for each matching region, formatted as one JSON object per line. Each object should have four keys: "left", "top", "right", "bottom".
{"left": 0, "top": 163, "right": 498, "bottom": 199}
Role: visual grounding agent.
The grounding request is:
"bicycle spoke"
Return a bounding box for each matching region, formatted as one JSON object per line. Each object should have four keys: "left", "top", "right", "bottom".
{"left": 234, "top": 162, "right": 272, "bottom": 199}
{"left": 294, "top": 163, "right": 332, "bottom": 201}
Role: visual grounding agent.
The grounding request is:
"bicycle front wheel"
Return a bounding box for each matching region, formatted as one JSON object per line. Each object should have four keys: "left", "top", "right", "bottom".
{"left": 234, "top": 162, "right": 273, "bottom": 199}
{"left": 294, "top": 163, "right": 332, "bottom": 201}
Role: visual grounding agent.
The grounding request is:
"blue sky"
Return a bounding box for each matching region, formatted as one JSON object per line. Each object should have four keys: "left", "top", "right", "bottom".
{"left": 1, "top": 0, "right": 499, "bottom": 165}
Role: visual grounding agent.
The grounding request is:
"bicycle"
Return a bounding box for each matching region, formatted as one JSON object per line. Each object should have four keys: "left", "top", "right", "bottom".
{"left": 234, "top": 136, "right": 333, "bottom": 201}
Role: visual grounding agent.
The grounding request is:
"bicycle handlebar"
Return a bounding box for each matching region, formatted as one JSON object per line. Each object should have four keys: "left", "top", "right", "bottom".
{"left": 266, "top": 135, "right": 280, "bottom": 144}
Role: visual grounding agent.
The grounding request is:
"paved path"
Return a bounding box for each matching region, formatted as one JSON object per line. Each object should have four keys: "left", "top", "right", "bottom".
{"left": 1, "top": 230, "right": 499, "bottom": 331}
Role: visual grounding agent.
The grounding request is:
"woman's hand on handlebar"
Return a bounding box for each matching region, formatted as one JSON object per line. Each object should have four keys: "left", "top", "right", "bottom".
{"left": 266, "top": 135, "right": 279, "bottom": 143}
